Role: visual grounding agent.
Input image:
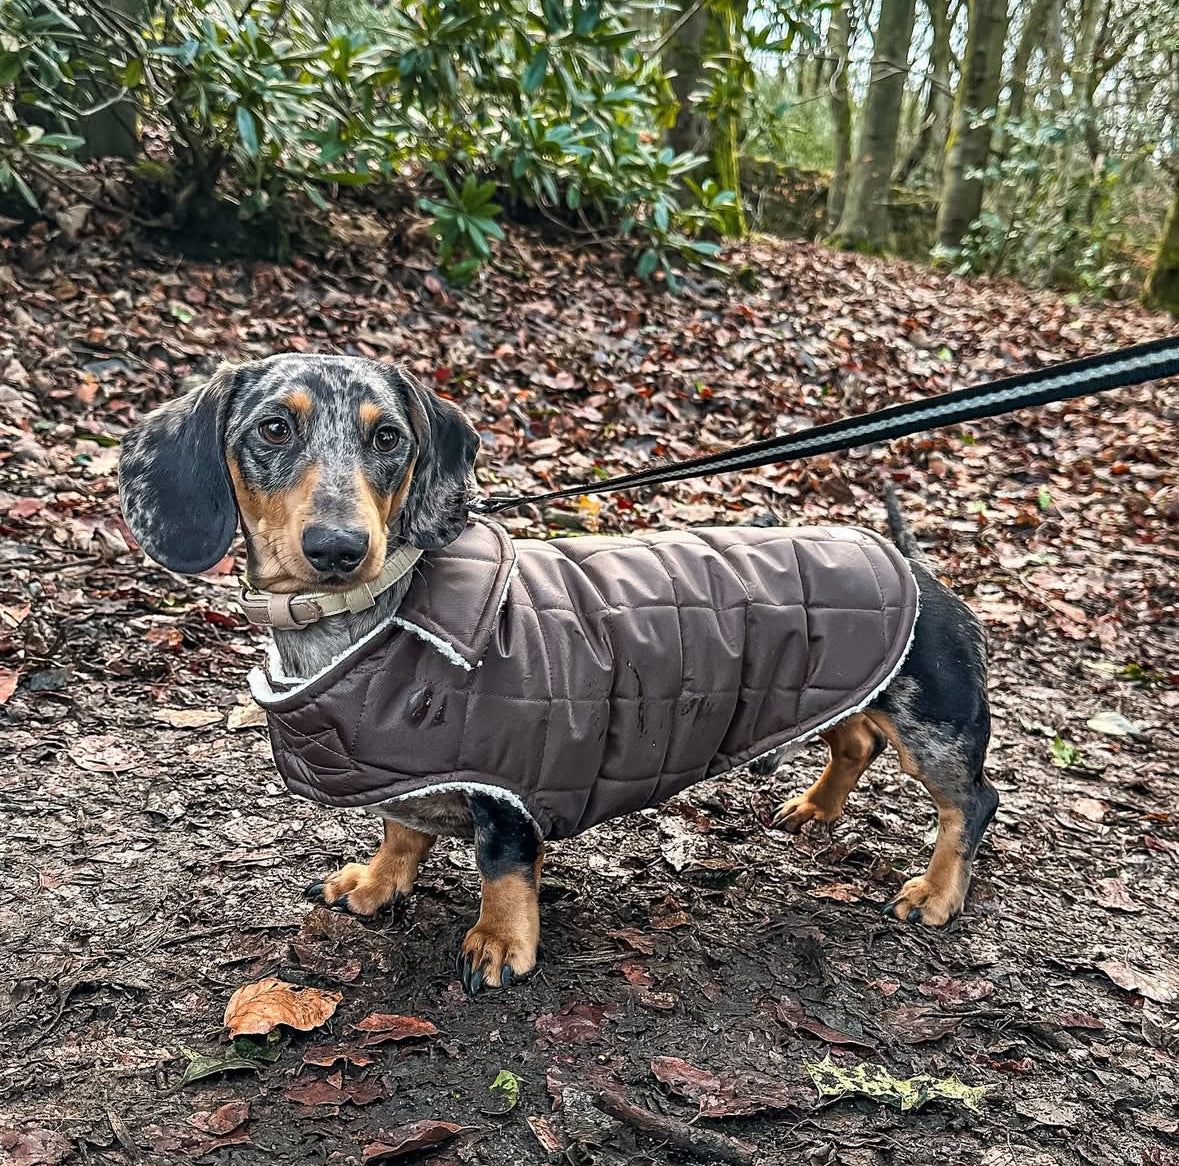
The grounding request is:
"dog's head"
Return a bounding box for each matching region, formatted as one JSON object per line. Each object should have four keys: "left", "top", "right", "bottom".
{"left": 118, "top": 354, "right": 479, "bottom": 591}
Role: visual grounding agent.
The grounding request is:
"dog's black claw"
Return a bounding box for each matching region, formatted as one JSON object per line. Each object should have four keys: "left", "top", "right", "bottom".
{"left": 391, "top": 890, "right": 406, "bottom": 909}
{"left": 906, "top": 907, "right": 923, "bottom": 924}
{"left": 334, "top": 894, "right": 352, "bottom": 914}
{"left": 304, "top": 881, "right": 325, "bottom": 902}
{"left": 882, "top": 901, "right": 898, "bottom": 918}
{"left": 469, "top": 966, "right": 484, "bottom": 995}
{"left": 501, "top": 966, "right": 513, "bottom": 988}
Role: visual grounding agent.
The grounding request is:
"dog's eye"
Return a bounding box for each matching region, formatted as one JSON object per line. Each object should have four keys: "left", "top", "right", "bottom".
{"left": 259, "top": 418, "right": 292, "bottom": 445}
{"left": 373, "top": 426, "right": 401, "bottom": 453}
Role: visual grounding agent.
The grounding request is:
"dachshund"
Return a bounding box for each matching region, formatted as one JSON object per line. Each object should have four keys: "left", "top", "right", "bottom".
{"left": 118, "top": 354, "right": 997, "bottom": 993}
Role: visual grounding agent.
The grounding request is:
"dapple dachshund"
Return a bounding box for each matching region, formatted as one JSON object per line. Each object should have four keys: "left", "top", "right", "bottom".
{"left": 118, "top": 354, "right": 997, "bottom": 993}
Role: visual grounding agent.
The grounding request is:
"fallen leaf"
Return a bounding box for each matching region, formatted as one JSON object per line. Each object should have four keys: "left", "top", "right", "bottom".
{"left": 883, "top": 1005, "right": 963, "bottom": 1045}
{"left": 810, "top": 882, "right": 864, "bottom": 902}
{"left": 348, "top": 1013, "right": 439, "bottom": 1047}
{"left": 303, "top": 1043, "right": 376, "bottom": 1068}
{"left": 1071, "top": 796, "right": 1107, "bottom": 822}
{"left": 608, "top": 927, "right": 656, "bottom": 954}
{"left": 0, "top": 1129, "right": 73, "bottom": 1166}
{"left": 1094, "top": 877, "right": 1143, "bottom": 913}
{"left": 535, "top": 1004, "right": 618, "bottom": 1044}
{"left": 1054, "top": 1010, "right": 1105, "bottom": 1031}
{"left": 806, "top": 1056, "right": 990, "bottom": 1112}
{"left": 1015, "top": 1097, "right": 1084, "bottom": 1127}
{"left": 772, "top": 998, "right": 876, "bottom": 1053}
{"left": 481, "top": 1070, "right": 520, "bottom": 1115}
{"left": 362, "top": 1121, "right": 469, "bottom": 1162}
{"left": 228, "top": 702, "right": 268, "bottom": 730}
{"left": 177, "top": 1048, "right": 262, "bottom": 1087}
{"left": 620, "top": 959, "right": 653, "bottom": 986}
{"left": 187, "top": 1101, "right": 250, "bottom": 1136}
{"left": 285, "top": 1076, "right": 385, "bottom": 1107}
{"left": 0, "top": 666, "right": 20, "bottom": 705}
{"left": 290, "top": 941, "right": 363, "bottom": 983}
{"left": 223, "top": 977, "right": 342, "bottom": 1037}
{"left": 154, "top": 707, "right": 223, "bottom": 729}
{"left": 526, "top": 1116, "right": 566, "bottom": 1154}
{"left": 67, "top": 734, "right": 145, "bottom": 773}
{"left": 1086, "top": 710, "right": 1148, "bottom": 739}
{"left": 1095, "top": 958, "right": 1179, "bottom": 1004}
{"left": 917, "top": 976, "right": 995, "bottom": 1006}
{"left": 651, "top": 1055, "right": 809, "bottom": 1117}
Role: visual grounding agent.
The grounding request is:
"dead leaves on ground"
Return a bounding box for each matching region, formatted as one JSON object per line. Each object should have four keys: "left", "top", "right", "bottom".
{"left": 223, "top": 977, "right": 342, "bottom": 1038}
{"left": 807, "top": 1056, "right": 990, "bottom": 1113}
{"left": 651, "top": 1056, "right": 810, "bottom": 1117}
{"left": 362, "top": 1121, "right": 471, "bottom": 1163}
{"left": 347, "top": 1013, "right": 440, "bottom": 1046}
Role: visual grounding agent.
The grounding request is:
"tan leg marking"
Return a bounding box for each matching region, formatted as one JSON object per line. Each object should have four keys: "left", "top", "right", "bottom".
{"left": 773, "top": 713, "right": 883, "bottom": 831}
{"left": 317, "top": 821, "right": 435, "bottom": 916}
{"left": 865, "top": 711, "right": 970, "bottom": 926}
{"left": 460, "top": 848, "right": 543, "bottom": 990}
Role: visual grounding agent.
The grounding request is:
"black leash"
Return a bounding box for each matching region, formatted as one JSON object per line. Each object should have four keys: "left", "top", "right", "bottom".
{"left": 469, "top": 335, "right": 1179, "bottom": 515}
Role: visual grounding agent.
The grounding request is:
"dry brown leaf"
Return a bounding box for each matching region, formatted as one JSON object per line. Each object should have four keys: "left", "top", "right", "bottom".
{"left": 362, "top": 1121, "right": 469, "bottom": 1162}
{"left": 348, "top": 1013, "right": 439, "bottom": 1047}
{"left": 223, "top": 977, "right": 342, "bottom": 1037}
{"left": 154, "top": 708, "right": 223, "bottom": 729}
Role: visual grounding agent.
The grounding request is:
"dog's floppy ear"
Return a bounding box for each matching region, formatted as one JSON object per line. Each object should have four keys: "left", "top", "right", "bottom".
{"left": 118, "top": 365, "right": 241, "bottom": 574}
{"left": 399, "top": 372, "right": 479, "bottom": 550}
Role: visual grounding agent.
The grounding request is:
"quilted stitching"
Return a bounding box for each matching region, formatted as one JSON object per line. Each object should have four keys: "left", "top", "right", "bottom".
{"left": 267, "top": 523, "right": 919, "bottom": 839}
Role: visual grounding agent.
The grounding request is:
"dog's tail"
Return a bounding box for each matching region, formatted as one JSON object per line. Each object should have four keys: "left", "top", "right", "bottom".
{"left": 881, "top": 478, "right": 927, "bottom": 563}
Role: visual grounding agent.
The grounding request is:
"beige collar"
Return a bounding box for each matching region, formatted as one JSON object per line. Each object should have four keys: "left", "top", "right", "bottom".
{"left": 237, "top": 543, "right": 424, "bottom": 630}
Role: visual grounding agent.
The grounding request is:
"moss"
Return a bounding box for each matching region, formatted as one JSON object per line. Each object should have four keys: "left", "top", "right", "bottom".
{"left": 1144, "top": 188, "right": 1179, "bottom": 315}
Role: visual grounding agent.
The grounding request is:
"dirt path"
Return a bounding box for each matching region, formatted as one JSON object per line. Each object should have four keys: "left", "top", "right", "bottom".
{"left": 1, "top": 223, "right": 1176, "bottom": 1165}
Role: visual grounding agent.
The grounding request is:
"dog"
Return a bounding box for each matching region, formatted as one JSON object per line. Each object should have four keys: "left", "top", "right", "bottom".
{"left": 118, "top": 353, "right": 997, "bottom": 993}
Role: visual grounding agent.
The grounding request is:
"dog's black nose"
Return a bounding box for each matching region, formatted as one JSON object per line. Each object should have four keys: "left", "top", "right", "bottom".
{"left": 302, "top": 526, "right": 369, "bottom": 575}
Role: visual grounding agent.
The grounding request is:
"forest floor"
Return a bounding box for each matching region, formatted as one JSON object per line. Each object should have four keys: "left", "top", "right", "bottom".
{"left": 1, "top": 203, "right": 1177, "bottom": 1166}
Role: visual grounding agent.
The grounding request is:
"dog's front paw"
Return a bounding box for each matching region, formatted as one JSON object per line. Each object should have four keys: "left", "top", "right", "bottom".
{"left": 771, "top": 795, "right": 836, "bottom": 833}
{"left": 459, "top": 921, "right": 538, "bottom": 994}
{"left": 304, "top": 862, "right": 408, "bottom": 917}
{"left": 884, "top": 874, "right": 963, "bottom": 927}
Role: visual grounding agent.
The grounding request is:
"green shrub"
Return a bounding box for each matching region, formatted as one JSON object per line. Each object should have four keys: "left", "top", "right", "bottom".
{"left": 0, "top": 0, "right": 735, "bottom": 281}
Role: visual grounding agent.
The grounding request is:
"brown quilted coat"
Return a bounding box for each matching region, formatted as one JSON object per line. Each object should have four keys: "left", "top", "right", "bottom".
{"left": 256, "top": 519, "right": 918, "bottom": 840}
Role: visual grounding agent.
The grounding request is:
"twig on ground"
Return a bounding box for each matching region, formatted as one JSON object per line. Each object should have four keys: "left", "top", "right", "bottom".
{"left": 592, "top": 1089, "right": 757, "bottom": 1166}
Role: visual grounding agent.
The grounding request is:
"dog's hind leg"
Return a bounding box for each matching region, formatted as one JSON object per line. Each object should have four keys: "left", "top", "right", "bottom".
{"left": 863, "top": 566, "right": 997, "bottom": 926}
{"left": 306, "top": 820, "right": 435, "bottom": 916}
{"left": 460, "top": 793, "right": 542, "bottom": 993}
{"left": 772, "top": 713, "right": 887, "bottom": 831}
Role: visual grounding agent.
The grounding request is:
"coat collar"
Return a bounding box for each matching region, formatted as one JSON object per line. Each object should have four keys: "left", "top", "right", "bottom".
{"left": 393, "top": 518, "right": 518, "bottom": 669}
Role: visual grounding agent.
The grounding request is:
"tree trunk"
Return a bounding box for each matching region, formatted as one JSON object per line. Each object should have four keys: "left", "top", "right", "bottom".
{"left": 894, "top": 0, "right": 952, "bottom": 185}
{"left": 1144, "top": 179, "right": 1179, "bottom": 314}
{"left": 830, "top": 0, "right": 917, "bottom": 251}
{"left": 826, "top": 3, "right": 853, "bottom": 226}
{"left": 665, "top": 1, "right": 712, "bottom": 159}
{"left": 663, "top": 0, "right": 746, "bottom": 235}
{"left": 933, "top": 0, "right": 1010, "bottom": 253}
{"left": 1006, "top": 0, "right": 1051, "bottom": 125}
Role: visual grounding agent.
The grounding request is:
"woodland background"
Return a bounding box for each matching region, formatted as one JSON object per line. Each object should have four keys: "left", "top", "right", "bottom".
{"left": 1, "top": 0, "right": 1177, "bottom": 303}
{"left": 0, "top": 2, "right": 1177, "bottom": 1166}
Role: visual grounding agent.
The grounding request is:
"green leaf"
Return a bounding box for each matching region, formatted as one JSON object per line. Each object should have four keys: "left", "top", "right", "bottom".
{"left": 178, "top": 1047, "right": 262, "bottom": 1088}
{"left": 806, "top": 1057, "right": 990, "bottom": 1113}
{"left": 233, "top": 1031, "right": 284, "bottom": 1063}
{"left": 522, "top": 46, "right": 550, "bottom": 94}
{"left": 1050, "top": 736, "right": 1084, "bottom": 769}
{"left": 636, "top": 248, "right": 658, "bottom": 279}
{"left": 1036, "top": 487, "right": 1052, "bottom": 511}
{"left": 482, "top": 1069, "right": 521, "bottom": 1115}
{"left": 236, "top": 105, "right": 259, "bottom": 155}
